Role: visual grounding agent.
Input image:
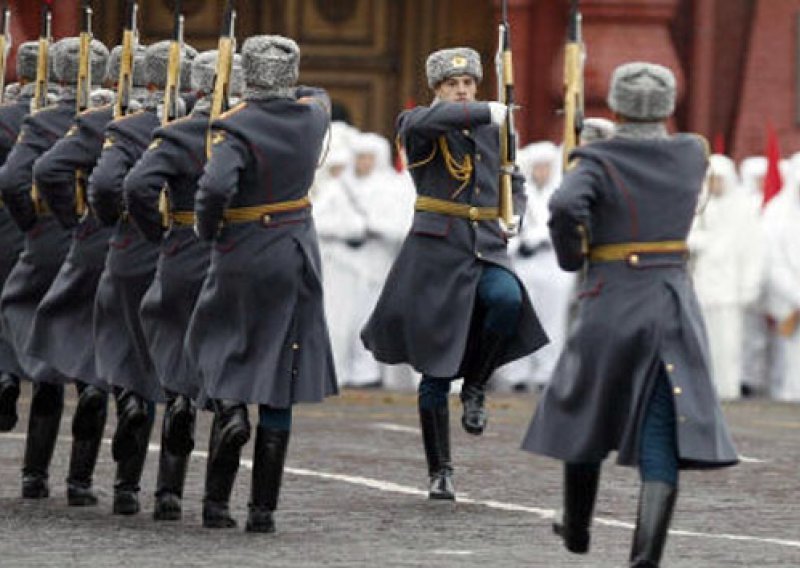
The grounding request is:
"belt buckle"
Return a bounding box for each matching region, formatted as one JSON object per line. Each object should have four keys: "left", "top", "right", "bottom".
{"left": 468, "top": 206, "right": 479, "bottom": 221}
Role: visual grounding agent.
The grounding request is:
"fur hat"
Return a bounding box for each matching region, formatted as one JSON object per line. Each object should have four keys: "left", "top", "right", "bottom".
{"left": 106, "top": 44, "right": 148, "bottom": 88}
{"left": 241, "top": 35, "right": 300, "bottom": 91}
{"left": 181, "top": 44, "right": 198, "bottom": 91}
{"left": 425, "top": 47, "right": 482, "bottom": 89}
{"left": 231, "top": 54, "right": 244, "bottom": 97}
{"left": 52, "top": 37, "right": 110, "bottom": 86}
{"left": 16, "top": 41, "right": 41, "bottom": 82}
{"left": 90, "top": 88, "right": 116, "bottom": 108}
{"left": 190, "top": 50, "right": 217, "bottom": 95}
{"left": 580, "top": 117, "right": 616, "bottom": 144}
{"left": 144, "top": 40, "right": 197, "bottom": 90}
{"left": 608, "top": 62, "right": 676, "bottom": 122}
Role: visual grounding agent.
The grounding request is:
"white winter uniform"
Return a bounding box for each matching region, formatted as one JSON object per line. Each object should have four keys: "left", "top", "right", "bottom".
{"left": 689, "top": 155, "right": 764, "bottom": 399}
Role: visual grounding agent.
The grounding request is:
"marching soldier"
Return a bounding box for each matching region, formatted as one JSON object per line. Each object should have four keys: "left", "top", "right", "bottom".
{"left": 88, "top": 39, "right": 194, "bottom": 516}
{"left": 360, "top": 47, "right": 548, "bottom": 499}
{"left": 0, "top": 37, "right": 108, "bottom": 500}
{"left": 27, "top": 41, "right": 120, "bottom": 506}
{"left": 0, "top": 42, "right": 39, "bottom": 432}
{"left": 521, "top": 63, "right": 739, "bottom": 567}
{"left": 187, "top": 35, "right": 338, "bottom": 532}
{"left": 122, "top": 50, "right": 242, "bottom": 520}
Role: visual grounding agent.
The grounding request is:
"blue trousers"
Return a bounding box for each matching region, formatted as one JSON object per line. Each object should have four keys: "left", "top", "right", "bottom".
{"left": 258, "top": 405, "right": 293, "bottom": 431}
{"left": 418, "top": 264, "right": 522, "bottom": 410}
{"left": 567, "top": 365, "right": 680, "bottom": 487}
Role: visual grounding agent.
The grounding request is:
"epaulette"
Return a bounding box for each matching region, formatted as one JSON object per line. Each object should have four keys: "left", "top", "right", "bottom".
{"left": 32, "top": 104, "right": 59, "bottom": 115}
{"left": 113, "top": 109, "right": 146, "bottom": 123}
{"left": 80, "top": 104, "right": 112, "bottom": 116}
{"left": 218, "top": 102, "right": 247, "bottom": 120}
{"left": 164, "top": 114, "right": 194, "bottom": 128}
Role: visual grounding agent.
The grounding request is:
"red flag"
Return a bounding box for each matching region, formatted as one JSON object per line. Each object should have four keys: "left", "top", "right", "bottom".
{"left": 394, "top": 97, "right": 416, "bottom": 172}
{"left": 713, "top": 132, "right": 725, "bottom": 155}
{"left": 762, "top": 122, "right": 783, "bottom": 208}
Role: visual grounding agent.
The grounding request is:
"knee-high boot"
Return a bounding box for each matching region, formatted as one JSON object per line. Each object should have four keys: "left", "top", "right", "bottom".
{"left": 419, "top": 404, "right": 454, "bottom": 500}
{"left": 0, "top": 372, "right": 21, "bottom": 432}
{"left": 246, "top": 427, "right": 290, "bottom": 533}
{"left": 112, "top": 409, "right": 154, "bottom": 515}
{"left": 203, "top": 403, "right": 249, "bottom": 528}
{"left": 111, "top": 388, "right": 148, "bottom": 462}
{"left": 154, "top": 411, "right": 192, "bottom": 521}
{"left": 72, "top": 383, "right": 108, "bottom": 440}
{"left": 163, "top": 391, "right": 196, "bottom": 457}
{"left": 460, "top": 331, "right": 505, "bottom": 436}
{"left": 67, "top": 388, "right": 107, "bottom": 506}
{"left": 553, "top": 463, "right": 601, "bottom": 554}
{"left": 22, "top": 383, "right": 64, "bottom": 499}
{"left": 629, "top": 481, "right": 678, "bottom": 567}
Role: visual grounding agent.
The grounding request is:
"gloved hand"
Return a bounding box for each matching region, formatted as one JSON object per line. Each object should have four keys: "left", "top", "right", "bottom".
{"left": 488, "top": 102, "right": 508, "bottom": 126}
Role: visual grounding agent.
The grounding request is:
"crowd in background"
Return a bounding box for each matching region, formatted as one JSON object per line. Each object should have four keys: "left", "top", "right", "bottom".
{"left": 310, "top": 119, "right": 800, "bottom": 403}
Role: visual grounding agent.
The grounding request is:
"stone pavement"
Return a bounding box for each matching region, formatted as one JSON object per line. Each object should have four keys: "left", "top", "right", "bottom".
{"left": 1, "top": 386, "right": 798, "bottom": 567}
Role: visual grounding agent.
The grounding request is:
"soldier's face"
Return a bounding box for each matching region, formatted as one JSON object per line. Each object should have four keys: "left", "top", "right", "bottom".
{"left": 531, "top": 162, "right": 553, "bottom": 189}
{"left": 355, "top": 153, "right": 377, "bottom": 178}
{"left": 707, "top": 174, "right": 726, "bottom": 197}
{"left": 435, "top": 75, "right": 477, "bottom": 103}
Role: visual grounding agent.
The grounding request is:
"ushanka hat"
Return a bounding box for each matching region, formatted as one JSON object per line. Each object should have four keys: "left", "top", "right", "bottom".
{"left": 608, "top": 62, "right": 676, "bottom": 122}
{"left": 53, "top": 37, "right": 110, "bottom": 85}
{"left": 241, "top": 35, "right": 299, "bottom": 91}
{"left": 425, "top": 47, "right": 482, "bottom": 89}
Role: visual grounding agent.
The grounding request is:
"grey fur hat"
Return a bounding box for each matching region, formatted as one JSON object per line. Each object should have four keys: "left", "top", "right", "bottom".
{"left": 581, "top": 117, "right": 616, "bottom": 144}
{"left": 241, "top": 35, "right": 299, "bottom": 90}
{"left": 231, "top": 55, "right": 244, "bottom": 97}
{"left": 53, "top": 37, "right": 110, "bottom": 85}
{"left": 608, "top": 62, "right": 676, "bottom": 122}
{"left": 16, "top": 41, "right": 41, "bottom": 82}
{"left": 181, "top": 44, "right": 198, "bottom": 91}
{"left": 144, "top": 40, "right": 196, "bottom": 90}
{"left": 190, "top": 50, "right": 217, "bottom": 95}
{"left": 107, "top": 44, "right": 148, "bottom": 88}
{"left": 426, "top": 47, "right": 482, "bottom": 88}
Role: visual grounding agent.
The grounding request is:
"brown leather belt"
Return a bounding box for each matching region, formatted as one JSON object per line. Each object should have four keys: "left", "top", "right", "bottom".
{"left": 170, "top": 210, "right": 195, "bottom": 227}
{"left": 415, "top": 196, "right": 500, "bottom": 222}
{"left": 223, "top": 196, "right": 311, "bottom": 224}
{"left": 588, "top": 241, "right": 688, "bottom": 265}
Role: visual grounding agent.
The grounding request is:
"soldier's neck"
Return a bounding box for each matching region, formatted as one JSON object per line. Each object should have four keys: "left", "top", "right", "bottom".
{"left": 615, "top": 122, "right": 668, "bottom": 140}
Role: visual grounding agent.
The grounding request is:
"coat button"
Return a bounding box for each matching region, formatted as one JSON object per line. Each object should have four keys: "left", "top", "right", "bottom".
{"left": 262, "top": 214, "right": 272, "bottom": 224}
{"left": 472, "top": 221, "right": 479, "bottom": 228}
{"left": 476, "top": 153, "right": 482, "bottom": 161}
{"left": 673, "top": 386, "right": 682, "bottom": 395}
{"left": 628, "top": 254, "right": 640, "bottom": 266}
{"left": 292, "top": 343, "right": 300, "bottom": 351}
{"left": 476, "top": 251, "right": 483, "bottom": 259}
{"left": 462, "top": 129, "right": 470, "bottom": 136}
{"left": 678, "top": 415, "right": 687, "bottom": 423}
{"left": 666, "top": 363, "right": 675, "bottom": 373}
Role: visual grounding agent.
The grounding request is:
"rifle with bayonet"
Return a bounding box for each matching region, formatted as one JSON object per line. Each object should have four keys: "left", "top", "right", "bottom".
{"left": 158, "top": 0, "right": 185, "bottom": 226}
{"left": 0, "top": 3, "right": 11, "bottom": 104}
{"left": 207, "top": 0, "right": 237, "bottom": 157}
{"left": 114, "top": 0, "right": 138, "bottom": 119}
{"left": 33, "top": 0, "right": 53, "bottom": 112}
{"left": 495, "top": 0, "right": 517, "bottom": 235}
{"left": 75, "top": 0, "right": 93, "bottom": 215}
{"left": 562, "top": 0, "right": 584, "bottom": 171}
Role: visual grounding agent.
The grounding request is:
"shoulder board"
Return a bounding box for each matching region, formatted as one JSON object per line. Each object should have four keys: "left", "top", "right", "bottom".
{"left": 113, "top": 109, "right": 146, "bottom": 123}
{"left": 80, "top": 104, "right": 112, "bottom": 117}
{"left": 164, "top": 114, "right": 195, "bottom": 128}
{"left": 219, "top": 102, "right": 248, "bottom": 120}
{"left": 32, "top": 104, "right": 59, "bottom": 115}
{"left": 148, "top": 137, "right": 163, "bottom": 151}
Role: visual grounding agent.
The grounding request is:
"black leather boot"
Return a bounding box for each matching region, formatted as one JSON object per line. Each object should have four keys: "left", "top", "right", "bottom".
{"left": 163, "top": 392, "right": 196, "bottom": 457}
{"left": 629, "top": 481, "right": 678, "bottom": 567}
{"left": 22, "top": 383, "right": 64, "bottom": 499}
{"left": 66, "top": 419, "right": 106, "bottom": 506}
{"left": 112, "top": 389, "right": 148, "bottom": 462}
{"left": 246, "top": 428, "right": 290, "bottom": 533}
{"left": 203, "top": 412, "right": 245, "bottom": 529}
{"left": 112, "top": 410, "right": 154, "bottom": 515}
{"left": 154, "top": 415, "right": 191, "bottom": 521}
{"left": 72, "top": 383, "right": 108, "bottom": 441}
{"left": 419, "top": 404, "right": 455, "bottom": 500}
{"left": 0, "top": 372, "right": 20, "bottom": 432}
{"left": 460, "top": 331, "right": 506, "bottom": 436}
{"left": 553, "top": 463, "right": 601, "bottom": 554}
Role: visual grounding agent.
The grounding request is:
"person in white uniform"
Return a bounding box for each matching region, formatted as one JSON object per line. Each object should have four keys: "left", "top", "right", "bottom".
{"left": 689, "top": 155, "right": 764, "bottom": 400}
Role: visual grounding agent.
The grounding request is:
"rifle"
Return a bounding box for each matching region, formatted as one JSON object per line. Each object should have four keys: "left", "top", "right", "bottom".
{"left": 207, "top": 0, "right": 237, "bottom": 157}
{"left": 33, "top": 0, "right": 53, "bottom": 112}
{"left": 75, "top": 0, "right": 93, "bottom": 216}
{"left": 562, "top": 0, "right": 584, "bottom": 171}
{"left": 495, "top": 0, "right": 517, "bottom": 234}
{"left": 158, "top": 0, "right": 185, "bottom": 226}
{"left": 114, "top": 0, "right": 138, "bottom": 119}
{"left": 0, "top": 3, "right": 11, "bottom": 104}
{"left": 162, "top": 0, "right": 183, "bottom": 125}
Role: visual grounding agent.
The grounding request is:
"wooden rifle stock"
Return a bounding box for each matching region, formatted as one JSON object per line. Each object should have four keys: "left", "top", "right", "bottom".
{"left": 207, "top": 0, "right": 237, "bottom": 158}
{"left": 496, "top": 0, "right": 517, "bottom": 233}
{"left": 0, "top": 4, "right": 10, "bottom": 104}
{"left": 114, "top": 0, "right": 137, "bottom": 119}
{"left": 562, "top": 0, "right": 585, "bottom": 171}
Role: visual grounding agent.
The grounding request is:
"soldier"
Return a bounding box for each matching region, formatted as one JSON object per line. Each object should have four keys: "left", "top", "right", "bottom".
{"left": 88, "top": 39, "right": 194, "bottom": 516}
{"left": 0, "top": 37, "right": 108, "bottom": 500}
{"left": 27, "top": 41, "right": 121, "bottom": 507}
{"left": 187, "top": 35, "right": 338, "bottom": 532}
{"left": 0, "top": 42, "right": 39, "bottom": 433}
{"left": 122, "top": 50, "right": 242, "bottom": 520}
{"left": 360, "top": 47, "right": 547, "bottom": 499}
{"left": 521, "top": 63, "right": 739, "bottom": 567}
